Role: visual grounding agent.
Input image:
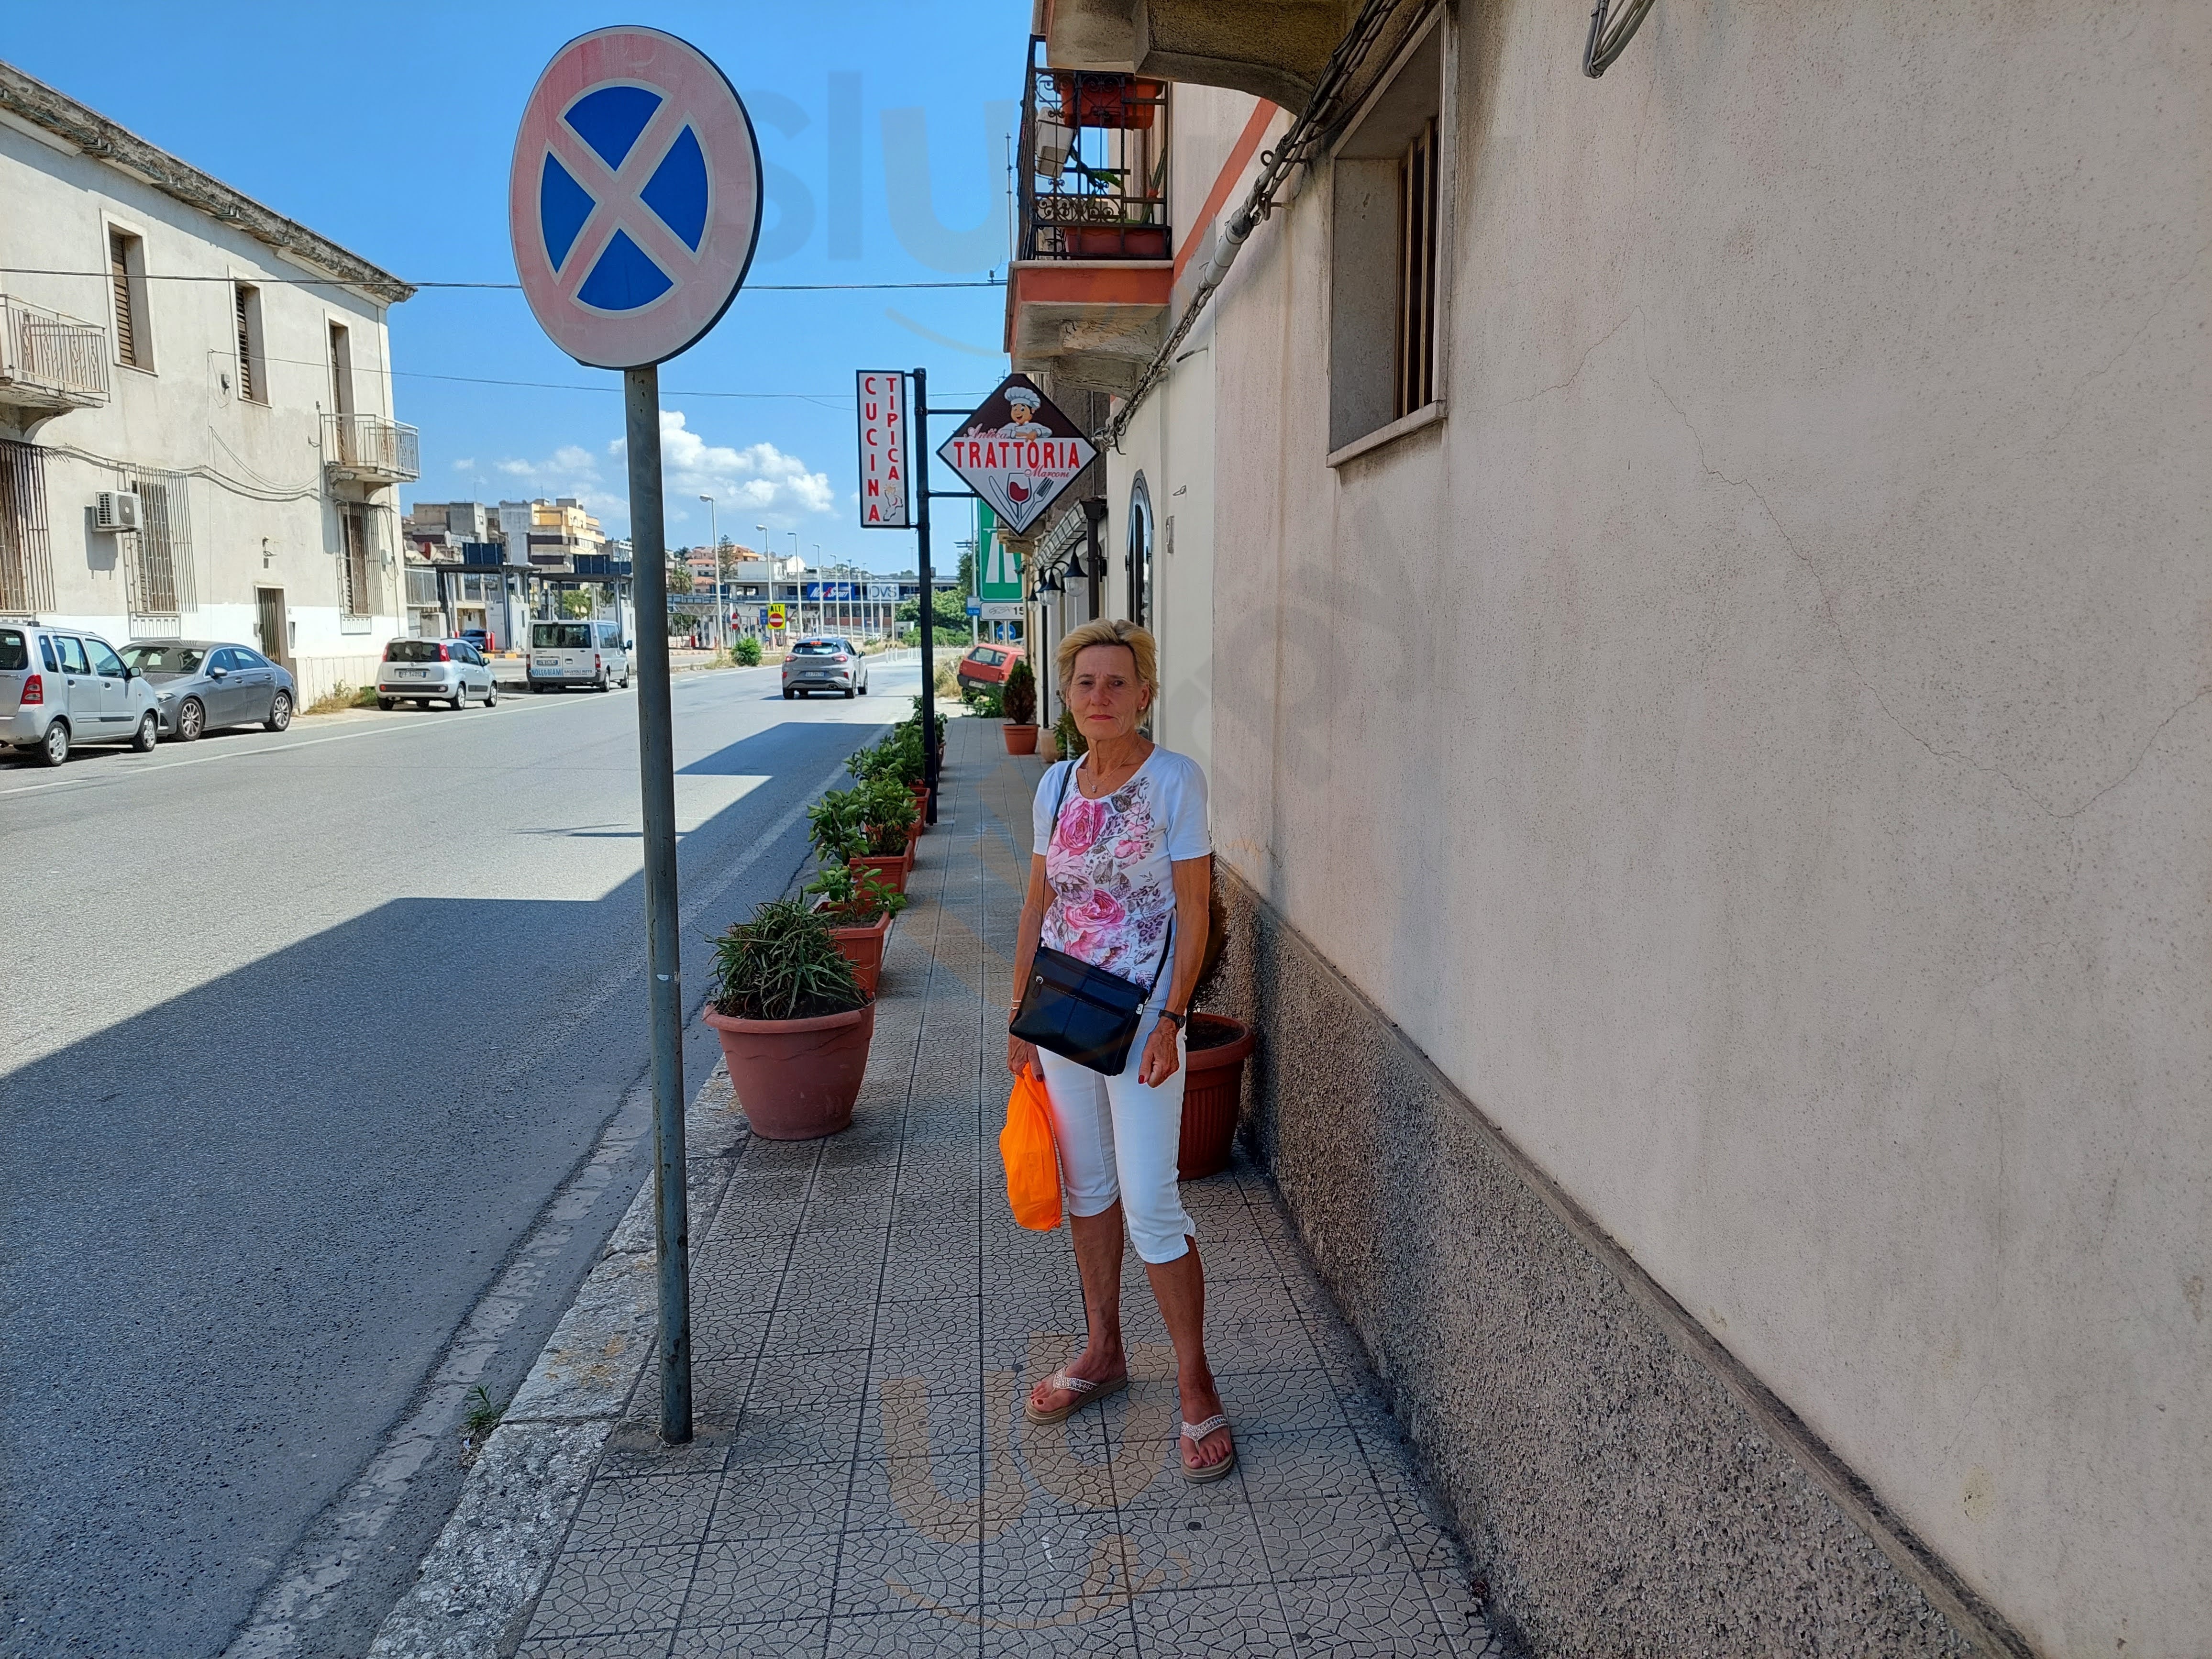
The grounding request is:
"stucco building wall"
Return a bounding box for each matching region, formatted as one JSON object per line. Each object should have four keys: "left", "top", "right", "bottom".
{"left": 0, "top": 112, "right": 404, "bottom": 677}
{"left": 1201, "top": 2, "right": 2209, "bottom": 1652}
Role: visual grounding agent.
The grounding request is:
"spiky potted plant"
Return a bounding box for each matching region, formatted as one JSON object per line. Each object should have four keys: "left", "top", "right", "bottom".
{"left": 805, "top": 860, "right": 907, "bottom": 995}
{"left": 1001, "top": 657, "right": 1039, "bottom": 754}
{"left": 702, "top": 899, "right": 875, "bottom": 1139}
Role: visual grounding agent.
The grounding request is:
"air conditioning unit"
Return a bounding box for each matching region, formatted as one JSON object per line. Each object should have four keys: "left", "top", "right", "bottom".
{"left": 94, "top": 490, "right": 144, "bottom": 533}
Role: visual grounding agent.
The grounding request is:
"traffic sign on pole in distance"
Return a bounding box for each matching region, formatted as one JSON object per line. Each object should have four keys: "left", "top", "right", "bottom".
{"left": 509, "top": 26, "right": 763, "bottom": 369}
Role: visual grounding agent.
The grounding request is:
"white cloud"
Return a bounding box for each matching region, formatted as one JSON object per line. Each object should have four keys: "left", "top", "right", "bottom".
{"left": 609, "top": 411, "right": 837, "bottom": 529}
{"left": 451, "top": 457, "right": 476, "bottom": 472}
{"left": 484, "top": 415, "right": 835, "bottom": 542}
{"left": 478, "top": 444, "right": 623, "bottom": 519}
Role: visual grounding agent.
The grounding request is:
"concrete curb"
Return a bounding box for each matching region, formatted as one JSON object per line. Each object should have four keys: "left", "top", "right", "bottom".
{"left": 365, "top": 1066, "right": 749, "bottom": 1659}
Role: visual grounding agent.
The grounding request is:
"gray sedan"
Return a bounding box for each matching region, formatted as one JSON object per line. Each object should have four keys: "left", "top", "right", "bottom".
{"left": 120, "top": 641, "right": 298, "bottom": 741}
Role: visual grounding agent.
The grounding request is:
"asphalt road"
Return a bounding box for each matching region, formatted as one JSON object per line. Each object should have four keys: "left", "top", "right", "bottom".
{"left": 0, "top": 657, "right": 918, "bottom": 1659}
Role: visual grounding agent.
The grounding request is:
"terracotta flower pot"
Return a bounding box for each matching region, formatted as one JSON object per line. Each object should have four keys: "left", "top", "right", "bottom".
{"left": 1177, "top": 1014, "right": 1256, "bottom": 1180}
{"left": 813, "top": 901, "right": 893, "bottom": 995}
{"left": 704, "top": 999, "right": 876, "bottom": 1139}
{"left": 1003, "top": 723, "right": 1040, "bottom": 755}
{"left": 848, "top": 852, "right": 908, "bottom": 895}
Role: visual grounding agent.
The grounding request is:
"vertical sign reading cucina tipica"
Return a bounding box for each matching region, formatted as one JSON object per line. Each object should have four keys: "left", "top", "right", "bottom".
{"left": 855, "top": 370, "right": 910, "bottom": 529}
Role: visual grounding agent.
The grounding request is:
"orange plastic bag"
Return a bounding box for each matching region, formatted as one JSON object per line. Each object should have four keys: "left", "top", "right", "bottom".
{"left": 1000, "top": 1065, "right": 1062, "bottom": 1230}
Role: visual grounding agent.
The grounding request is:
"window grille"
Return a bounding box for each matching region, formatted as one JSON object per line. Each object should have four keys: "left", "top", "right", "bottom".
{"left": 1395, "top": 118, "right": 1439, "bottom": 420}
{"left": 125, "top": 468, "right": 196, "bottom": 620}
{"left": 110, "top": 231, "right": 143, "bottom": 369}
{"left": 0, "top": 439, "right": 55, "bottom": 614}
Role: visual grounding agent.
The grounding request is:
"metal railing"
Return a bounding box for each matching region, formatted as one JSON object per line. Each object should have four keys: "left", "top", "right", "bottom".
{"left": 0, "top": 295, "right": 110, "bottom": 409}
{"left": 322, "top": 411, "right": 421, "bottom": 481}
{"left": 1018, "top": 36, "right": 1170, "bottom": 262}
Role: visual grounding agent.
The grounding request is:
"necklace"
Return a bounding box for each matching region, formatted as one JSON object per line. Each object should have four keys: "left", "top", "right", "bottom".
{"left": 1077, "top": 741, "right": 1150, "bottom": 799}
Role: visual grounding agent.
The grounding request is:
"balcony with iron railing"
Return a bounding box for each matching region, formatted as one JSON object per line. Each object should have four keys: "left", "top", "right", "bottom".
{"left": 1019, "top": 36, "right": 1170, "bottom": 262}
{"left": 0, "top": 295, "right": 111, "bottom": 415}
{"left": 322, "top": 411, "right": 420, "bottom": 484}
{"left": 1006, "top": 36, "right": 1177, "bottom": 397}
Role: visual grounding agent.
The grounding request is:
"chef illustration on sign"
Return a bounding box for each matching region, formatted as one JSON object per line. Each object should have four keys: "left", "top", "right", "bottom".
{"left": 998, "top": 386, "right": 1050, "bottom": 442}
{"left": 937, "top": 373, "right": 1098, "bottom": 537}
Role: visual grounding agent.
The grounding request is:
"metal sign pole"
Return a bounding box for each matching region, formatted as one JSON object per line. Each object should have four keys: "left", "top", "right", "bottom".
{"left": 625, "top": 364, "right": 692, "bottom": 1445}
{"left": 914, "top": 365, "right": 938, "bottom": 824}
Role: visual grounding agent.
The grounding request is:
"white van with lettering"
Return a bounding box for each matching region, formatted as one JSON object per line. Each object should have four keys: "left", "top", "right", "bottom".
{"left": 529, "top": 621, "right": 630, "bottom": 693}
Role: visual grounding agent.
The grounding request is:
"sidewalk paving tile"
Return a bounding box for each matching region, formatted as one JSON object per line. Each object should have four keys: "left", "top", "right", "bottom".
{"left": 514, "top": 717, "right": 1497, "bottom": 1657}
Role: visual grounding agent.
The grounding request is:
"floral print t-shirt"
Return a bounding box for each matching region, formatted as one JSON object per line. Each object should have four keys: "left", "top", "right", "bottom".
{"left": 1033, "top": 746, "right": 1211, "bottom": 991}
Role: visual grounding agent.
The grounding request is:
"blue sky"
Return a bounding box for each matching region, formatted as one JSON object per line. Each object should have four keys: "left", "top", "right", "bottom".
{"left": 4, "top": 1, "right": 1027, "bottom": 570}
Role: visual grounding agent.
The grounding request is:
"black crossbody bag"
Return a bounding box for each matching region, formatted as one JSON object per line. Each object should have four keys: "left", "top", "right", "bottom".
{"left": 1010, "top": 758, "right": 1173, "bottom": 1076}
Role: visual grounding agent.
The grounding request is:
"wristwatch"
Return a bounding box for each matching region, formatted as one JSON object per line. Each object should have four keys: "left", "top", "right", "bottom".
{"left": 1157, "top": 1009, "right": 1186, "bottom": 1032}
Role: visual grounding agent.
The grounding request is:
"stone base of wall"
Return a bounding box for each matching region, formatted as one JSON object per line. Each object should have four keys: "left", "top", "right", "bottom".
{"left": 1213, "top": 869, "right": 2031, "bottom": 1659}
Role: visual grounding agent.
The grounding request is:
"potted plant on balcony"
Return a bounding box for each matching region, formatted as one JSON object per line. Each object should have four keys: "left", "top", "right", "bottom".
{"left": 702, "top": 899, "right": 875, "bottom": 1139}
{"left": 804, "top": 861, "right": 907, "bottom": 995}
{"left": 1001, "top": 657, "right": 1039, "bottom": 754}
{"left": 1176, "top": 865, "right": 1255, "bottom": 1181}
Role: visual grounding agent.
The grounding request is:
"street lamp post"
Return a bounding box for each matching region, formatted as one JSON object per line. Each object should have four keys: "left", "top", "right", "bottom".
{"left": 699, "top": 494, "right": 719, "bottom": 654}
{"left": 755, "top": 523, "right": 768, "bottom": 640}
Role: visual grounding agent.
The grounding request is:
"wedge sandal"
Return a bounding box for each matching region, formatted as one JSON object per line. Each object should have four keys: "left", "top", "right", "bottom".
{"left": 1179, "top": 1414, "right": 1238, "bottom": 1483}
{"left": 1023, "top": 1370, "right": 1129, "bottom": 1426}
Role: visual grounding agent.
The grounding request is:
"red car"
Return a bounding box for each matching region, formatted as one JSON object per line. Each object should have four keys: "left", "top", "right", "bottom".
{"left": 954, "top": 643, "right": 1024, "bottom": 691}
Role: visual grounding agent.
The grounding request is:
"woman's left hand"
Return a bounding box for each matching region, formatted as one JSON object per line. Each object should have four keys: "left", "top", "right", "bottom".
{"left": 1138, "top": 1016, "right": 1182, "bottom": 1088}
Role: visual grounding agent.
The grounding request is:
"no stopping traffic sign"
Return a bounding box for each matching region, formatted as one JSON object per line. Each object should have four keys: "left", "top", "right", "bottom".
{"left": 508, "top": 26, "right": 762, "bottom": 368}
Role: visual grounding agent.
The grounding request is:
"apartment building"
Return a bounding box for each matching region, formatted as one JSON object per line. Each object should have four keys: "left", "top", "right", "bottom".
{"left": 1010, "top": 3, "right": 2207, "bottom": 1654}
{"left": 0, "top": 60, "right": 416, "bottom": 705}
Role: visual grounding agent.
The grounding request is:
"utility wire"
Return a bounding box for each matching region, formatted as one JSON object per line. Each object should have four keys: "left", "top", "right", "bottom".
{"left": 0, "top": 267, "right": 1004, "bottom": 291}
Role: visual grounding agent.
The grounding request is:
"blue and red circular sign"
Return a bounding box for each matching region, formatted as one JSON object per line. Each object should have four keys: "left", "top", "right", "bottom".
{"left": 508, "top": 27, "right": 761, "bottom": 369}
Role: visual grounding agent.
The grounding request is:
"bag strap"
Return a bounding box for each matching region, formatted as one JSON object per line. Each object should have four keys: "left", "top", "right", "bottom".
{"left": 1044, "top": 755, "right": 1078, "bottom": 847}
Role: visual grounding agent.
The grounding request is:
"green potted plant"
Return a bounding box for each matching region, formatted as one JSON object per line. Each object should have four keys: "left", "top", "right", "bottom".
{"left": 1001, "top": 657, "right": 1038, "bottom": 754}
{"left": 858, "top": 774, "right": 921, "bottom": 863}
{"left": 1175, "top": 864, "right": 1255, "bottom": 1180}
{"left": 702, "top": 899, "right": 875, "bottom": 1139}
{"left": 809, "top": 782, "right": 916, "bottom": 895}
{"left": 1052, "top": 707, "right": 1088, "bottom": 763}
{"left": 804, "top": 861, "right": 907, "bottom": 995}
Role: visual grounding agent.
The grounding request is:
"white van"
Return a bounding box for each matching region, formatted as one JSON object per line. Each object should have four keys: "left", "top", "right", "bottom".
{"left": 529, "top": 620, "right": 631, "bottom": 693}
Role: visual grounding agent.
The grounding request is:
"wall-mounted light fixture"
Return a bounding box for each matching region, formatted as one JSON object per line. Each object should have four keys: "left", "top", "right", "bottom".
{"left": 1583, "top": 0, "right": 1657, "bottom": 77}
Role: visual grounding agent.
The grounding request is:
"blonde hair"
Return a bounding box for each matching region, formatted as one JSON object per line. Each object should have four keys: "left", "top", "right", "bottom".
{"left": 1055, "top": 618, "right": 1157, "bottom": 695}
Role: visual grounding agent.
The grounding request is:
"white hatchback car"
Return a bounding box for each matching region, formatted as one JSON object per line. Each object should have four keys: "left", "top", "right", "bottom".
{"left": 376, "top": 638, "right": 497, "bottom": 710}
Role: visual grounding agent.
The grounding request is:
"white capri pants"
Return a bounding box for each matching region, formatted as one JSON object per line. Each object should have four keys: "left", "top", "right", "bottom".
{"left": 1036, "top": 1006, "right": 1196, "bottom": 1263}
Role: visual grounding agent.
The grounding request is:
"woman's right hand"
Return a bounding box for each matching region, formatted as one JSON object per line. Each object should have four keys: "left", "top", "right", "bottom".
{"left": 1008, "top": 1031, "right": 1040, "bottom": 1077}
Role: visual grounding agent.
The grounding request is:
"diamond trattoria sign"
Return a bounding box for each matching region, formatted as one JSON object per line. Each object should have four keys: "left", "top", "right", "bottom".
{"left": 936, "top": 375, "right": 1096, "bottom": 537}
{"left": 854, "top": 370, "right": 910, "bottom": 529}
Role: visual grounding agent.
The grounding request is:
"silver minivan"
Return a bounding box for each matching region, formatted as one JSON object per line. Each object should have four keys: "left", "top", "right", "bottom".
{"left": 529, "top": 620, "right": 630, "bottom": 693}
{"left": 0, "top": 619, "right": 162, "bottom": 765}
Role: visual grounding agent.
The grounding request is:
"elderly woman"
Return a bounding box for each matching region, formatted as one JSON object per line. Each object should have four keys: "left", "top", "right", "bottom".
{"left": 1006, "top": 618, "right": 1231, "bottom": 1481}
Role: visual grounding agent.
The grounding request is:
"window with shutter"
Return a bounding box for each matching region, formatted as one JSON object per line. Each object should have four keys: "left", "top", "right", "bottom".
{"left": 110, "top": 230, "right": 143, "bottom": 369}
{"left": 1395, "top": 118, "right": 1439, "bottom": 420}
{"left": 232, "top": 283, "right": 266, "bottom": 404}
{"left": 234, "top": 286, "right": 256, "bottom": 402}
